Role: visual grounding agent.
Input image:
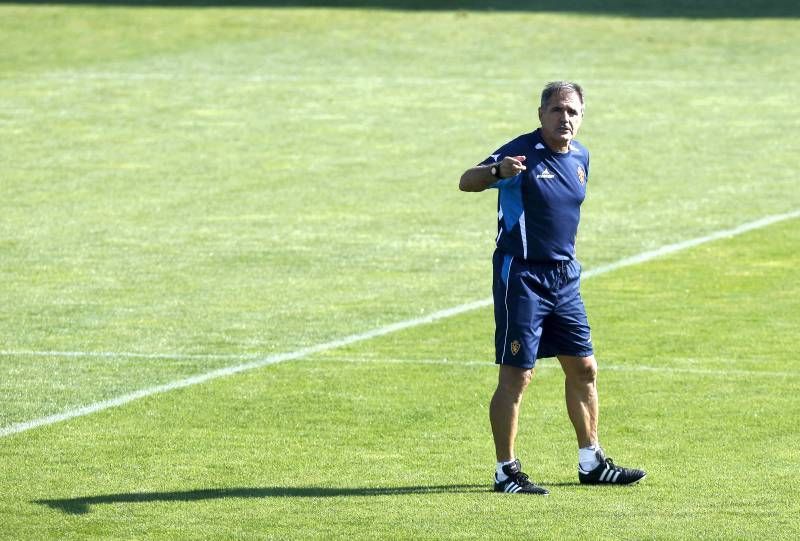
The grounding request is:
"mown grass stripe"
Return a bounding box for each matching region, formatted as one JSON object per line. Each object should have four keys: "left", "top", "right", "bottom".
{"left": 1, "top": 209, "right": 798, "bottom": 439}
{"left": 0, "top": 350, "right": 259, "bottom": 361}
{"left": 305, "top": 356, "right": 800, "bottom": 378}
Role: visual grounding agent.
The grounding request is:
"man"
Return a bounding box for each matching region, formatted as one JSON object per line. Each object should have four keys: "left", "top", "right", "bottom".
{"left": 459, "top": 81, "right": 646, "bottom": 495}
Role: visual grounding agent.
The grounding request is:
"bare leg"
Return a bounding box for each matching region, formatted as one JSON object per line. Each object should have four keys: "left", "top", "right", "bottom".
{"left": 557, "top": 354, "right": 598, "bottom": 448}
{"left": 489, "top": 365, "right": 533, "bottom": 461}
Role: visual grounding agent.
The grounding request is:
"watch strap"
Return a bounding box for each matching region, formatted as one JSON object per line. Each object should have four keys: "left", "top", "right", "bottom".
{"left": 492, "top": 162, "right": 503, "bottom": 179}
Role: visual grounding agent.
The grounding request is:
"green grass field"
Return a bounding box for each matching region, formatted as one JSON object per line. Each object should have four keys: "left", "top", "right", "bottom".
{"left": 1, "top": 2, "right": 799, "bottom": 539}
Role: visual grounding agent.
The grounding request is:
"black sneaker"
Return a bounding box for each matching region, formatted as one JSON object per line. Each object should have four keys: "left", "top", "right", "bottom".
{"left": 578, "top": 448, "right": 646, "bottom": 485}
{"left": 493, "top": 460, "right": 550, "bottom": 495}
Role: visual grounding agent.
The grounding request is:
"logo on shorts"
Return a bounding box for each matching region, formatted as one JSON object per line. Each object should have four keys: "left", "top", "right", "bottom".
{"left": 510, "top": 340, "right": 521, "bottom": 356}
{"left": 577, "top": 165, "right": 586, "bottom": 185}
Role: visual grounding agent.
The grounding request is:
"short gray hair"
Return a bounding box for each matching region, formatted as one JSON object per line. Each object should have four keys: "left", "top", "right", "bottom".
{"left": 540, "top": 81, "right": 585, "bottom": 111}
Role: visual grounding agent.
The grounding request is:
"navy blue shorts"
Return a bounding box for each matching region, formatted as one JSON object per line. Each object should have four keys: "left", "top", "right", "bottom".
{"left": 493, "top": 250, "right": 594, "bottom": 369}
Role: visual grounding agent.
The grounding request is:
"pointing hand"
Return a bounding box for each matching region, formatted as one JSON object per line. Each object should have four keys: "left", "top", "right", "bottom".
{"left": 499, "top": 155, "right": 527, "bottom": 178}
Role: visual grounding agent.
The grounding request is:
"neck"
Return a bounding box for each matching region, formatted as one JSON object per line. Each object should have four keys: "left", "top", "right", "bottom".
{"left": 544, "top": 140, "right": 570, "bottom": 154}
{"left": 541, "top": 132, "right": 571, "bottom": 153}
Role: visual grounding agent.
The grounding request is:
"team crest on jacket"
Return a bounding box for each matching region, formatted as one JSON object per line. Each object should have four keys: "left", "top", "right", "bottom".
{"left": 510, "top": 340, "right": 521, "bottom": 356}
{"left": 577, "top": 165, "right": 586, "bottom": 185}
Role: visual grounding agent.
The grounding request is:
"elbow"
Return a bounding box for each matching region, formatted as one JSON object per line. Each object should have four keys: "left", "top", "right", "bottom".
{"left": 459, "top": 168, "right": 489, "bottom": 192}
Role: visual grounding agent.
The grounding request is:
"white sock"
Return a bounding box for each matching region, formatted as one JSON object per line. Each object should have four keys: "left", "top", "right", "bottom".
{"left": 495, "top": 459, "right": 516, "bottom": 482}
{"left": 579, "top": 445, "right": 601, "bottom": 471}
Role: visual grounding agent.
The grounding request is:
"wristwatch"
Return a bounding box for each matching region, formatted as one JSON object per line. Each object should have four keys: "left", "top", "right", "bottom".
{"left": 491, "top": 163, "right": 502, "bottom": 179}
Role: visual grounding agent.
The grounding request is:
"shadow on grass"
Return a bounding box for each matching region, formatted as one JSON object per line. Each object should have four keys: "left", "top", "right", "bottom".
{"left": 36, "top": 484, "right": 488, "bottom": 514}
{"left": 1, "top": 0, "right": 799, "bottom": 18}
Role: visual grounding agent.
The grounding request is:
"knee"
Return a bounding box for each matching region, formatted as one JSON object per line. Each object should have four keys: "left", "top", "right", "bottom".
{"left": 570, "top": 356, "right": 597, "bottom": 384}
{"left": 497, "top": 366, "right": 533, "bottom": 397}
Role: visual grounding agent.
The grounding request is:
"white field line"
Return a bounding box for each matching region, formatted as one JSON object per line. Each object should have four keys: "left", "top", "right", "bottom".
{"left": 1, "top": 209, "right": 798, "bottom": 439}
{"left": 0, "top": 299, "right": 492, "bottom": 439}
{"left": 580, "top": 209, "right": 800, "bottom": 279}
{"left": 0, "top": 350, "right": 258, "bottom": 361}
{"left": 309, "top": 356, "right": 799, "bottom": 379}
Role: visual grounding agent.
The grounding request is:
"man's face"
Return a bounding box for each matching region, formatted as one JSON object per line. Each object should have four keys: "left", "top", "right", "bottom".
{"left": 538, "top": 90, "right": 584, "bottom": 149}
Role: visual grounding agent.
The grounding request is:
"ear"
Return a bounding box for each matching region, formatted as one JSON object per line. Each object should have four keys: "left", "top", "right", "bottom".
{"left": 537, "top": 106, "right": 544, "bottom": 123}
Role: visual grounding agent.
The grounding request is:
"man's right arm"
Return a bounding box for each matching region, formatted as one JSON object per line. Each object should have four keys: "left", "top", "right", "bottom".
{"left": 459, "top": 164, "right": 499, "bottom": 192}
{"left": 459, "top": 156, "right": 527, "bottom": 192}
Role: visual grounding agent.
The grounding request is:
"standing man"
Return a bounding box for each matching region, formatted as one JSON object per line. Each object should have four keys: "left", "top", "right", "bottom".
{"left": 459, "top": 81, "right": 646, "bottom": 495}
